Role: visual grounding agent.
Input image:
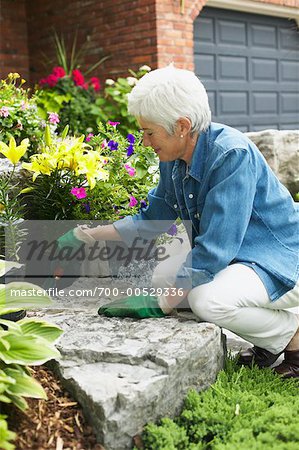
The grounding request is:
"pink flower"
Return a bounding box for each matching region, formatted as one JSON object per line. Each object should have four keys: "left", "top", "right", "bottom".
{"left": 48, "top": 112, "right": 60, "bottom": 124}
{"left": 129, "top": 195, "right": 138, "bottom": 207}
{"left": 52, "top": 66, "right": 66, "bottom": 78}
{"left": 108, "top": 121, "right": 120, "bottom": 127}
{"left": 71, "top": 187, "right": 87, "bottom": 199}
{"left": 86, "top": 133, "right": 94, "bottom": 142}
{"left": 0, "top": 106, "right": 9, "bottom": 117}
{"left": 90, "top": 76, "right": 101, "bottom": 92}
{"left": 72, "top": 69, "right": 85, "bottom": 87}
{"left": 124, "top": 163, "right": 136, "bottom": 177}
{"left": 101, "top": 139, "right": 108, "bottom": 148}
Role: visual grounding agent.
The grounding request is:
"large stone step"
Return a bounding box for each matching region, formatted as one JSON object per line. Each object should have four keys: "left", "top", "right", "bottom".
{"left": 41, "top": 308, "right": 225, "bottom": 450}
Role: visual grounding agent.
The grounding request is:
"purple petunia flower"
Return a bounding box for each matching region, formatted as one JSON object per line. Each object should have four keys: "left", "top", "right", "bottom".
{"left": 126, "top": 144, "right": 134, "bottom": 156}
{"left": 127, "top": 133, "right": 135, "bottom": 144}
{"left": 140, "top": 199, "right": 147, "bottom": 209}
{"left": 83, "top": 202, "right": 91, "bottom": 213}
{"left": 108, "top": 140, "right": 119, "bottom": 151}
{"left": 167, "top": 224, "right": 178, "bottom": 236}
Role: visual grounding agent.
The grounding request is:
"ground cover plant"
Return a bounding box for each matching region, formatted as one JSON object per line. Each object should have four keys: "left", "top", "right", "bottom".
{"left": 136, "top": 357, "right": 299, "bottom": 450}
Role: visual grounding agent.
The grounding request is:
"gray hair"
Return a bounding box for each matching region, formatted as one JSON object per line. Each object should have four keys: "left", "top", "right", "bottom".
{"left": 127, "top": 65, "right": 211, "bottom": 134}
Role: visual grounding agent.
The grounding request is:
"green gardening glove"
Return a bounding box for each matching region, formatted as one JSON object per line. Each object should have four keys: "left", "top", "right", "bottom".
{"left": 98, "top": 295, "right": 167, "bottom": 319}
{"left": 56, "top": 228, "right": 84, "bottom": 252}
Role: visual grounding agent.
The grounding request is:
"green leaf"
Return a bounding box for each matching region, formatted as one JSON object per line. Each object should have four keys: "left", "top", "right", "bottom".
{"left": 0, "top": 334, "right": 60, "bottom": 365}
{"left": 4, "top": 367, "right": 47, "bottom": 399}
{"left": 7, "top": 393, "right": 28, "bottom": 411}
{"left": 19, "top": 319, "right": 63, "bottom": 343}
{"left": 0, "top": 261, "right": 23, "bottom": 278}
{"left": 0, "top": 281, "right": 52, "bottom": 310}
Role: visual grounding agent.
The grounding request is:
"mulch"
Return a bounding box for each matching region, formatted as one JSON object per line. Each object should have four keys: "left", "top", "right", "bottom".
{"left": 5, "top": 365, "right": 105, "bottom": 450}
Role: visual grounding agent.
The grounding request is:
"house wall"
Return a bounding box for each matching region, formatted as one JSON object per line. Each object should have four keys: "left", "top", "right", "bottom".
{"left": 0, "top": 0, "right": 29, "bottom": 81}
{"left": 0, "top": 0, "right": 298, "bottom": 84}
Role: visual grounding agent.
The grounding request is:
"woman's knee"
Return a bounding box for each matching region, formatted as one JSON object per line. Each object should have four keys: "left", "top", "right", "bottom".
{"left": 187, "top": 283, "right": 233, "bottom": 322}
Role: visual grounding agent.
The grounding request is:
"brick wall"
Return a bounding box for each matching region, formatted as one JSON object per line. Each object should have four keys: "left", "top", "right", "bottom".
{"left": 0, "top": 0, "right": 298, "bottom": 84}
{"left": 25, "top": 0, "right": 158, "bottom": 85}
{"left": 0, "top": 0, "right": 29, "bottom": 81}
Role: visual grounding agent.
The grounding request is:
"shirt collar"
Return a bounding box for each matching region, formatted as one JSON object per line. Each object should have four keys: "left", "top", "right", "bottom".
{"left": 187, "top": 128, "right": 209, "bottom": 182}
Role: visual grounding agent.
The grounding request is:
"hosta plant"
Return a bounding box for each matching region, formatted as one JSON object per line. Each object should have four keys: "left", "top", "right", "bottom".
{"left": 0, "top": 261, "right": 63, "bottom": 450}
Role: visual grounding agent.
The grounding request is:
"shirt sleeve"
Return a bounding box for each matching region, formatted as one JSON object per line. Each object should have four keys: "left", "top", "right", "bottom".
{"left": 113, "top": 175, "right": 178, "bottom": 247}
{"left": 175, "top": 148, "right": 257, "bottom": 289}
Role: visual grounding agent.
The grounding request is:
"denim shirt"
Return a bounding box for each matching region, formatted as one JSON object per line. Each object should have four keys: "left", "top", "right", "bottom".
{"left": 114, "top": 123, "right": 299, "bottom": 301}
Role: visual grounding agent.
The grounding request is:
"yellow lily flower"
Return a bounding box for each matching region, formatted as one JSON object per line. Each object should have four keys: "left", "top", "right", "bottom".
{"left": 0, "top": 137, "right": 29, "bottom": 165}
{"left": 22, "top": 154, "right": 57, "bottom": 180}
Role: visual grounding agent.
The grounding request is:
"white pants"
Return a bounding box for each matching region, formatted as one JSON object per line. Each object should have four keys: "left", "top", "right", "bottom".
{"left": 152, "top": 251, "right": 299, "bottom": 354}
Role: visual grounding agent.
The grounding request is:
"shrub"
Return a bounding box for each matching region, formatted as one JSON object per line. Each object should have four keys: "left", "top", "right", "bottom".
{"left": 95, "top": 65, "right": 152, "bottom": 136}
{"left": 138, "top": 359, "right": 299, "bottom": 450}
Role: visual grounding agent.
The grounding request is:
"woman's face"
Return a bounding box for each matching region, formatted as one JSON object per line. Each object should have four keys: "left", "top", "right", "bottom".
{"left": 138, "top": 118, "right": 193, "bottom": 163}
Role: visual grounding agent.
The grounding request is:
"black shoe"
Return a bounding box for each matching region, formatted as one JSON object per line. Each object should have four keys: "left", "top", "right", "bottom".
{"left": 273, "top": 350, "right": 299, "bottom": 379}
{"left": 237, "top": 346, "right": 283, "bottom": 368}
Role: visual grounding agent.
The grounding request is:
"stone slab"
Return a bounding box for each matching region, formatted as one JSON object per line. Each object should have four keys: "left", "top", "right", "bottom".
{"left": 37, "top": 306, "right": 224, "bottom": 450}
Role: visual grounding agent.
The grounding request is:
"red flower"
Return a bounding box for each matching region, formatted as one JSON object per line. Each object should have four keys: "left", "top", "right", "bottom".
{"left": 72, "top": 69, "right": 85, "bottom": 87}
{"left": 90, "top": 76, "right": 101, "bottom": 92}
{"left": 52, "top": 66, "right": 66, "bottom": 78}
{"left": 46, "top": 74, "right": 59, "bottom": 87}
{"left": 39, "top": 78, "right": 48, "bottom": 87}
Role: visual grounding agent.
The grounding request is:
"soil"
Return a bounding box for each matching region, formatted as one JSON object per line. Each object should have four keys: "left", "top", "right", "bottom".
{"left": 5, "top": 365, "right": 105, "bottom": 450}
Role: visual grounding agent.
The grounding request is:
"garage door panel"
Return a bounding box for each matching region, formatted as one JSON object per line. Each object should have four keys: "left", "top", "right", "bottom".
{"left": 252, "top": 58, "right": 278, "bottom": 81}
{"left": 252, "top": 92, "right": 278, "bottom": 114}
{"left": 194, "top": 7, "right": 299, "bottom": 130}
{"left": 195, "top": 54, "right": 215, "bottom": 79}
{"left": 250, "top": 24, "right": 278, "bottom": 48}
{"left": 219, "top": 92, "right": 248, "bottom": 115}
{"left": 252, "top": 123, "right": 279, "bottom": 131}
{"left": 207, "top": 91, "right": 216, "bottom": 115}
{"left": 281, "top": 93, "right": 299, "bottom": 114}
{"left": 218, "top": 56, "right": 247, "bottom": 80}
{"left": 280, "top": 27, "right": 299, "bottom": 50}
{"left": 218, "top": 20, "right": 247, "bottom": 46}
{"left": 194, "top": 17, "right": 215, "bottom": 42}
{"left": 281, "top": 60, "right": 299, "bottom": 82}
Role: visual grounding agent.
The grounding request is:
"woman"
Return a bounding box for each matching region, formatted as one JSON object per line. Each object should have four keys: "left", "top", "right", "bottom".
{"left": 59, "top": 65, "right": 299, "bottom": 378}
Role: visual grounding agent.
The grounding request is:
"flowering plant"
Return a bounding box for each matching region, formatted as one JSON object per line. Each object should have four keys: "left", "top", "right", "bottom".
{"left": 0, "top": 73, "right": 43, "bottom": 154}
{"left": 35, "top": 66, "right": 102, "bottom": 136}
{"left": 21, "top": 125, "right": 109, "bottom": 220}
{"left": 96, "top": 65, "right": 152, "bottom": 136}
{"left": 0, "top": 136, "right": 30, "bottom": 259}
{"left": 71, "top": 121, "right": 159, "bottom": 221}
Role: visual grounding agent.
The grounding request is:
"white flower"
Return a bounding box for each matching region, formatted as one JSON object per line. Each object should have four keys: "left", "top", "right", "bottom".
{"left": 139, "top": 65, "right": 151, "bottom": 72}
{"left": 126, "top": 76, "right": 138, "bottom": 86}
{"left": 105, "top": 78, "right": 115, "bottom": 85}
